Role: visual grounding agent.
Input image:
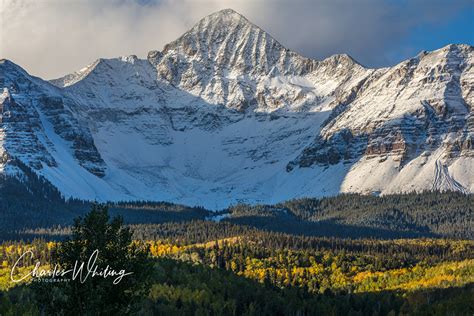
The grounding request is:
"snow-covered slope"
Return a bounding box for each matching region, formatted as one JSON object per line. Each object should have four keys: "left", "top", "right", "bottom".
{"left": 289, "top": 44, "right": 473, "bottom": 194}
{"left": 1, "top": 9, "right": 473, "bottom": 209}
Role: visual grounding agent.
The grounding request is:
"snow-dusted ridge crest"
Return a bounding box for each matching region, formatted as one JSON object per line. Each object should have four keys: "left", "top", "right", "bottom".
{"left": 1, "top": 9, "right": 473, "bottom": 209}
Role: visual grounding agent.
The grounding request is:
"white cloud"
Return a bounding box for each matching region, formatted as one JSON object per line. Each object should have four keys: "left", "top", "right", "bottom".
{"left": 0, "top": 0, "right": 470, "bottom": 78}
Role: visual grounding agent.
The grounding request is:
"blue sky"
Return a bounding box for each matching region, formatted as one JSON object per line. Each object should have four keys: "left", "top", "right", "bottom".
{"left": 387, "top": 3, "right": 473, "bottom": 65}
{"left": 1, "top": 0, "right": 473, "bottom": 78}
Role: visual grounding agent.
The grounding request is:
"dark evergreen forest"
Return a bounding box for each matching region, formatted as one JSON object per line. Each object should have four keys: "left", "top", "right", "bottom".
{"left": 1, "top": 164, "right": 472, "bottom": 240}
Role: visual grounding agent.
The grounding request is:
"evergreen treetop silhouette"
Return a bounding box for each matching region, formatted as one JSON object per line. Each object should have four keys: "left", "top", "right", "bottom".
{"left": 35, "top": 204, "right": 154, "bottom": 315}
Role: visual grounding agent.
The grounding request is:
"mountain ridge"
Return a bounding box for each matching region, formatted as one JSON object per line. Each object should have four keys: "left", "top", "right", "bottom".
{"left": 0, "top": 9, "right": 472, "bottom": 209}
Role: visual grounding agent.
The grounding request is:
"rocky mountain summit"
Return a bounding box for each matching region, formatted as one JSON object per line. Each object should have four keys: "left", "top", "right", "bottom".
{"left": 1, "top": 9, "right": 472, "bottom": 208}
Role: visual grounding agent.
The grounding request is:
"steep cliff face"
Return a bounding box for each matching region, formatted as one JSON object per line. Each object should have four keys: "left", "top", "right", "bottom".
{"left": 290, "top": 45, "right": 473, "bottom": 164}
{"left": 288, "top": 44, "right": 473, "bottom": 194}
{"left": 1, "top": 9, "right": 473, "bottom": 208}
{"left": 0, "top": 59, "right": 106, "bottom": 178}
{"left": 149, "top": 9, "right": 370, "bottom": 112}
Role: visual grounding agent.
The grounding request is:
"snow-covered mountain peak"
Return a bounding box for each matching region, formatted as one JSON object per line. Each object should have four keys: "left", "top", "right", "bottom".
{"left": 51, "top": 55, "right": 142, "bottom": 89}
{"left": 1, "top": 11, "right": 472, "bottom": 207}
{"left": 195, "top": 8, "right": 251, "bottom": 29}
{"left": 148, "top": 10, "right": 338, "bottom": 111}
{"left": 1, "top": 59, "right": 32, "bottom": 83}
{"left": 1, "top": 59, "right": 61, "bottom": 98}
{"left": 171, "top": 8, "right": 259, "bottom": 46}
{"left": 1, "top": 58, "right": 19, "bottom": 71}
{"left": 156, "top": 8, "right": 301, "bottom": 75}
{"left": 50, "top": 59, "right": 103, "bottom": 88}
{"left": 419, "top": 43, "right": 472, "bottom": 62}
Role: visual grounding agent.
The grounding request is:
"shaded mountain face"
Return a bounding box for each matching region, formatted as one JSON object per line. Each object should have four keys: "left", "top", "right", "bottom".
{"left": 0, "top": 60, "right": 106, "bottom": 177}
{"left": 1, "top": 9, "right": 473, "bottom": 208}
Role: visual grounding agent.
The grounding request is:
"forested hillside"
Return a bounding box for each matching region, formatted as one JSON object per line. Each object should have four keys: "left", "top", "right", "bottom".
{"left": 2, "top": 168, "right": 472, "bottom": 239}
{"left": 227, "top": 192, "right": 473, "bottom": 238}
{"left": 1, "top": 229, "right": 473, "bottom": 315}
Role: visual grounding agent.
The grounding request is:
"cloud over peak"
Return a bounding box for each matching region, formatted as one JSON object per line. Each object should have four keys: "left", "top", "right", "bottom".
{"left": 1, "top": 0, "right": 472, "bottom": 78}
